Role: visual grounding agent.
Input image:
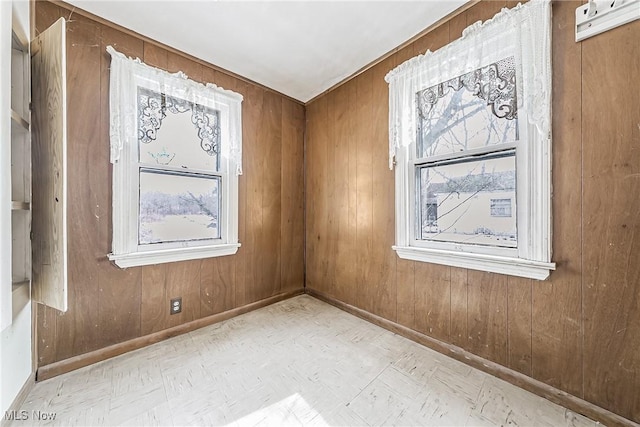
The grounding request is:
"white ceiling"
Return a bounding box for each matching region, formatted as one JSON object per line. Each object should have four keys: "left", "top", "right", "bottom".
{"left": 66, "top": 1, "right": 468, "bottom": 102}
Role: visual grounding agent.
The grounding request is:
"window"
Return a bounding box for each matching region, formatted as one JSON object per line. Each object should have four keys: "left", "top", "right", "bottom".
{"left": 417, "top": 152, "right": 517, "bottom": 247}
{"left": 386, "top": 0, "right": 555, "bottom": 280}
{"left": 490, "top": 199, "right": 513, "bottom": 218}
{"left": 106, "top": 46, "right": 243, "bottom": 268}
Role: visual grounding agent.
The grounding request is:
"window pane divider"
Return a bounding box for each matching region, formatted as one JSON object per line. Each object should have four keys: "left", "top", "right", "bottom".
{"left": 413, "top": 142, "right": 517, "bottom": 167}
{"left": 137, "top": 163, "right": 223, "bottom": 178}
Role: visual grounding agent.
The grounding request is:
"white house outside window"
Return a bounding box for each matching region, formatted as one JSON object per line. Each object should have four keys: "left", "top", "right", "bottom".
{"left": 107, "top": 46, "right": 243, "bottom": 268}
{"left": 385, "top": 0, "right": 555, "bottom": 280}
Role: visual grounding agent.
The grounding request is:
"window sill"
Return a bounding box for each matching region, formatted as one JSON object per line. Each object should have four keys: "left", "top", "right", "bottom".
{"left": 108, "top": 243, "right": 240, "bottom": 268}
{"left": 393, "top": 245, "right": 555, "bottom": 280}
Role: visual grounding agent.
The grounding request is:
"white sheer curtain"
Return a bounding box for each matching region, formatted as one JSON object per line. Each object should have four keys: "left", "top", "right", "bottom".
{"left": 107, "top": 46, "right": 244, "bottom": 175}
{"left": 385, "top": 0, "right": 551, "bottom": 169}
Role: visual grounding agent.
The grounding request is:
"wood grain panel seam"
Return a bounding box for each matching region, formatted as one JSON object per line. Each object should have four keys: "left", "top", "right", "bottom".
{"left": 448, "top": 266, "right": 452, "bottom": 340}
{"left": 579, "top": 33, "right": 585, "bottom": 402}
{"left": 302, "top": 103, "right": 307, "bottom": 290}
{"left": 529, "top": 279, "right": 533, "bottom": 377}
{"left": 505, "top": 276, "right": 509, "bottom": 365}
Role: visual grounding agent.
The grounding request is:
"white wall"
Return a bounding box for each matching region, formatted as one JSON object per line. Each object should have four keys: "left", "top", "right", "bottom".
{"left": 0, "top": 0, "right": 33, "bottom": 415}
{"left": 0, "top": 0, "right": 13, "bottom": 335}
{"left": 1, "top": 284, "right": 31, "bottom": 413}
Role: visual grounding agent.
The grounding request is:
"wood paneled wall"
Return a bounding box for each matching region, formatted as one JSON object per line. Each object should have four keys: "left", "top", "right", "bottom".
{"left": 305, "top": 1, "right": 640, "bottom": 423}
{"left": 35, "top": 1, "right": 305, "bottom": 367}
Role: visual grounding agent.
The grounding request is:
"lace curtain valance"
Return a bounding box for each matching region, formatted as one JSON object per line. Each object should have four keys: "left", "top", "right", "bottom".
{"left": 385, "top": 0, "right": 551, "bottom": 169}
{"left": 107, "top": 46, "right": 244, "bottom": 175}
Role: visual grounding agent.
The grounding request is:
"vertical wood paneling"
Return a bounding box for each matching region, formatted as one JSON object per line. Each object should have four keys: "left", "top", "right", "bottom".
{"left": 35, "top": 0, "right": 304, "bottom": 368}
{"left": 369, "top": 56, "right": 396, "bottom": 320}
{"left": 55, "top": 12, "right": 102, "bottom": 361}
{"left": 34, "top": 0, "right": 640, "bottom": 422}
{"left": 303, "top": 0, "right": 640, "bottom": 423}
{"left": 36, "top": 304, "right": 57, "bottom": 367}
{"left": 34, "top": 1, "right": 60, "bottom": 37}
{"left": 165, "top": 260, "right": 201, "bottom": 325}
{"left": 242, "top": 85, "right": 265, "bottom": 304}
{"left": 414, "top": 263, "right": 450, "bottom": 342}
{"left": 582, "top": 20, "right": 640, "bottom": 422}
{"left": 262, "top": 91, "right": 283, "bottom": 297}
{"left": 142, "top": 43, "right": 167, "bottom": 69}
{"left": 306, "top": 3, "right": 640, "bottom": 422}
{"left": 332, "top": 84, "right": 352, "bottom": 303}
{"left": 97, "top": 26, "right": 143, "bottom": 348}
{"left": 396, "top": 259, "right": 415, "bottom": 329}
{"left": 355, "top": 71, "right": 374, "bottom": 311}
{"left": 200, "top": 255, "right": 235, "bottom": 317}
{"left": 466, "top": 0, "right": 506, "bottom": 26}
{"left": 450, "top": 268, "right": 468, "bottom": 348}
{"left": 531, "top": 0, "right": 583, "bottom": 398}
{"left": 280, "top": 99, "right": 305, "bottom": 293}
{"left": 32, "top": 8, "right": 62, "bottom": 375}
{"left": 412, "top": 22, "right": 450, "bottom": 56}
{"left": 229, "top": 76, "right": 250, "bottom": 310}
{"left": 448, "top": 8, "right": 468, "bottom": 42}
{"left": 507, "top": 276, "right": 532, "bottom": 376}
{"left": 167, "top": 52, "right": 203, "bottom": 83}
{"left": 324, "top": 89, "right": 338, "bottom": 298}
{"left": 467, "top": 271, "right": 508, "bottom": 365}
{"left": 305, "top": 97, "right": 329, "bottom": 294}
{"left": 141, "top": 264, "right": 167, "bottom": 335}
{"left": 345, "top": 83, "right": 359, "bottom": 306}
{"left": 304, "top": 100, "right": 318, "bottom": 292}
{"left": 321, "top": 96, "right": 332, "bottom": 294}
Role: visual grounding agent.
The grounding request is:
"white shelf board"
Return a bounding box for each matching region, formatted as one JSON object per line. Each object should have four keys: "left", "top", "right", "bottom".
{"left": 11, "top": 280, "right": 29, "bottom": 292}
{"left": 11, "top": 201, "right": 30, "bottom": 211}
{"left": 10, "top": 109, "right": 29, "bottom": 131}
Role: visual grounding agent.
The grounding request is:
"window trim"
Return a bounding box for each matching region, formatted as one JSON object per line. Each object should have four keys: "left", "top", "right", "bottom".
{"left": 106, "top": 46, "right": 242, "bottom": 268}
{"left": 393, "top": 100, "right": 554, "bottom": 280}
{"left": 410, "top": 148, "right": 519, "bottom": 256}
{"left": 387, "top": 0, "right": 555, "bottom": 280}
{"left": 136, "top": 167, "right": 223, "bottom": 248}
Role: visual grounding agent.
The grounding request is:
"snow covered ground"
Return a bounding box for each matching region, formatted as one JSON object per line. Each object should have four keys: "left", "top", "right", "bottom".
{"left": 140, "top": 214, "right": 218, "bottom": 244}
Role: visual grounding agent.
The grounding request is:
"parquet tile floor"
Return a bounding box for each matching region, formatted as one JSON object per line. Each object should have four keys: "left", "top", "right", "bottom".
{"left": 13, "top": 295, "right": 598, "bottom": 426}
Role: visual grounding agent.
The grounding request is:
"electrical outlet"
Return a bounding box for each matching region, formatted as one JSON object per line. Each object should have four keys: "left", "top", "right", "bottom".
{"left": 170, "top": 297, "right": 182, "bottom": 315}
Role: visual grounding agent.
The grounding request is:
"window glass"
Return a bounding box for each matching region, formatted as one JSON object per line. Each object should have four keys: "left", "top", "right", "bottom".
{"left": 417, "top": 152, "right": 516, "bottom": 248}
{"left": 139, "top": 169, "right": 221, "bottom": 245}
{"left": 138, "top": 88, "right": 220, "bottom": 171}
{"left": 416, "top": 56, "right": 518, "bottom": 159}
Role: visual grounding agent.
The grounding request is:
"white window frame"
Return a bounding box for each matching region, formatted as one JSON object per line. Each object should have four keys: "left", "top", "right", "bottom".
{"left": 106, "top": 46, "right": 243, "bottom": 268}
{"left": 387, "top": 0, "right": 555, "bottom": 280}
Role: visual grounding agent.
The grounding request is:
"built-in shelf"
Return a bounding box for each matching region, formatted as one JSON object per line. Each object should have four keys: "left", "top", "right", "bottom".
{"left": 11, "top": 28, "right": 27, "bottom": 52}
{"left": 3, "top": 11, "right": 32, "bottom": 329}
{"left": 11, "top": 280, "right": 29, "bottom": 292}
{"left": 10, "top": 109, "right": 29, "bottom": 131}
{"left": 11, "top": 201, "right": 30, "bottom": 211}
